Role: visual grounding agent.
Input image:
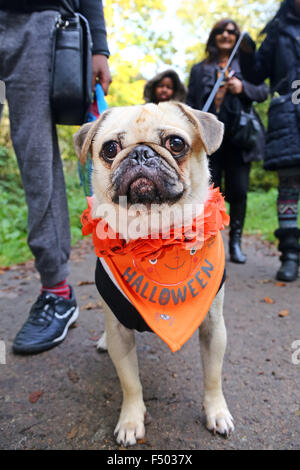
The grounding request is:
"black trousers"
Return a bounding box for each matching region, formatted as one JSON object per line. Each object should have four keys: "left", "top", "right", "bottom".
{"left": 0, "top": 11, "right": 71, "bottom": 286}
{"left": 209, "top": 140, "right": 251, "bottom": 204}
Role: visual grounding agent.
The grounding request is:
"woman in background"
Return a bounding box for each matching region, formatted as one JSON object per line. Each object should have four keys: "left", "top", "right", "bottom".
{"left": 187, "top": 19, "right": 268, "bottom": 264}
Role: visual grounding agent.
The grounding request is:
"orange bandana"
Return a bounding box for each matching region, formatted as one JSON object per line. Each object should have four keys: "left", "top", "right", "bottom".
{"left": 81, "top": 187, "right": 229, "bottom": 352}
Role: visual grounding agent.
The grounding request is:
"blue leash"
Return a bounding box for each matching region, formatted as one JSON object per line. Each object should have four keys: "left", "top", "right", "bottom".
{"left": 79, "top": 83, "right": 108, "bottom": 196}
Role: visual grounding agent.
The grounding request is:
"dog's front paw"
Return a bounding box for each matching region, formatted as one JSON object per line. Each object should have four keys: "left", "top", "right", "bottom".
{"left": 114, "top": 401, "right": 146, "bottom": 446}
{"left": 204, "top": 397, "right": 234, "bottom": 437}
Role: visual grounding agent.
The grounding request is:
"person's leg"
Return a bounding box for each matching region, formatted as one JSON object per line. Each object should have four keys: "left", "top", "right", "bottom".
{"left": 0, "top": 10, "right": 78, "bottom": 352}
{"left": 275, "top": 169, "right": 300, "bottom": 281}
{"left": 4, "top": 12, "right": 71, "bottom": 286}
{"left": 225, "top": 151, "right": 250, "bottom": 264}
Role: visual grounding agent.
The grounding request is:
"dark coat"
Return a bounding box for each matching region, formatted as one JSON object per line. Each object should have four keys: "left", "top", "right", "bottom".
{"left": 239, "top": 13, "right": 300, "bottom": 170}
{"left": 186, "top": 57, "right": 268, "bottom": 163}
{"left": 0, "top": 0, "right": 110, "bottom": 56}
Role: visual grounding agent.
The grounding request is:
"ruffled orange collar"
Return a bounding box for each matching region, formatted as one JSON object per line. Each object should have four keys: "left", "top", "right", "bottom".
{"left": 81, "top": 186, "right": 229, "bottom": 260}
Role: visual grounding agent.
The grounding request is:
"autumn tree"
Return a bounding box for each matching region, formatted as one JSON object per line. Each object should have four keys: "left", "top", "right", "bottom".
{"left": 104, "top": 0, "right": 176, "bottom": 106}
{"left": 176, "top": 0, "right": 281, "bottom": 73}
{"left": 103, "top": 1, "right": 283, "bottom": 106}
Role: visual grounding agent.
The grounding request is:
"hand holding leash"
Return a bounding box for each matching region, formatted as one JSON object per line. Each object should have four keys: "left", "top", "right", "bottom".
{"left": 202, "top": 31, "right": 247, "bottom": 112}
{"left": 227, "top": 76, "right": 243, "bottom": 94}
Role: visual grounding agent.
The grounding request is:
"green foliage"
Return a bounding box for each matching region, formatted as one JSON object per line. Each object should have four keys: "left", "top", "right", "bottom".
{"left": 254, "top": 94, "right": 271, "bottom": 129}
{"left": 0, "top": 144, "right": 31, "bottom": 265}
{"left": 64, "top": 161, "right": 87, "bottom": 245}
{"left": 244, "top": 189, "right": 278, "bottom": 242}
{"left": 57, "top": 125, "right": 79, "bottom": 160}
{"left": 250, "top": 96, "right": 277, "bottom": 191}
{"left": 249, "top": 161, "right": 278, "bottom": 192}
{"left": 104, "top": 0, "right": 177, "bottom": 107}
{"left": 0, "top": 151, "right": 86, "bottom": 266}
{"left": 0, "top": 144, "right": 21, "bottom": 185}
{"left": 105, "top": 0, "right": 175, "bottom": 65}
{"left": 177, "top": 0, "right": 281, "bottom": 75}
{"left": 0, "top": 103, "right": 85, "bottom": 266}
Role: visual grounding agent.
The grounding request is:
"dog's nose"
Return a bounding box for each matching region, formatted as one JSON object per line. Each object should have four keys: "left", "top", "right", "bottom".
{"left": 128, "top": 145, "right": 156, "bottom": 164}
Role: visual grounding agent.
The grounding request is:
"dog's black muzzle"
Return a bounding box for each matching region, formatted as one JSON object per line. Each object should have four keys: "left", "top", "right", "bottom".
{"left": 111, "top": 145, "right": 185, "bottom": 204}
{"left": 129, "top": 144, "right": 158, "bottom": 165}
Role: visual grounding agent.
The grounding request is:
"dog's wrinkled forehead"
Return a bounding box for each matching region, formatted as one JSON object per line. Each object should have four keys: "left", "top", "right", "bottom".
{"left": 73, "top": 102, "right": 224, "bottom": 165}
{"left": 95, "top": 102, "right": 195, "bottom": 146}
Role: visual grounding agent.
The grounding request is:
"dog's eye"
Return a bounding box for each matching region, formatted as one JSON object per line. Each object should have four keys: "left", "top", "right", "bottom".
{"left": 101, "top": 141, "right": 120, "bottom": 161}
{"left": 149, "top": 259, "right": 157, "bottom": 265}
{"left": 165, "top": 135, "right": 186, "bottom": 156}
{"left": 190, "top": 248, "right": 197, "bottom": 256}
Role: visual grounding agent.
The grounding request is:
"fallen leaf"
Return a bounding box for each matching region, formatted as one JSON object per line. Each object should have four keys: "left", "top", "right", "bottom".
{"left": 278, "top": 309, "right": 289, "bottom": 317}
{"left": 77, "top": 280, "right": 94, "bottom": 286}
{"left": 67, "top": 426, "right": 78, "bottom": 440}
{"left": 137, "top": 437, "right": 147, "bottom": 445}
{"left": 275, "top": 282, "right": 286, "bottom": 287}
{"left": 68, "top": 369, "right": 80, "bottom": 383}
{"left": 29, "top": 390, "right": 43, "bottom": 403}
{"left": 82, "top": 302, "right": 99, "bottom": 310}
{"left": 263, "top": 297, "right": 275, "bottom": 304}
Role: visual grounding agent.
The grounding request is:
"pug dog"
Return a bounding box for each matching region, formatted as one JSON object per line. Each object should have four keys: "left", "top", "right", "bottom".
{"left": 74, "top": 102, "right": 234, "bottom": 446}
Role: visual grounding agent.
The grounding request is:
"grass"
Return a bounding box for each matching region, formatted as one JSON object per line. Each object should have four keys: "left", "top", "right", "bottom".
{"left": 244, "top": 188, "right": 280, "bottom": 242}
{"left": 0, "top": 159, "right": 86, "bottom": 266}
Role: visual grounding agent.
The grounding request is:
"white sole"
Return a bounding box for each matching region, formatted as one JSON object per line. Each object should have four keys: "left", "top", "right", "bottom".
{"left": 53, "top": 307, "right": 79, "bottom": 343}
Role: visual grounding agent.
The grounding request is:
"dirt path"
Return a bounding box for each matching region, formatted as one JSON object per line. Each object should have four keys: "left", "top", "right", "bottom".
{"left": 0, "top": 233, "right": 299, "bottom": 450}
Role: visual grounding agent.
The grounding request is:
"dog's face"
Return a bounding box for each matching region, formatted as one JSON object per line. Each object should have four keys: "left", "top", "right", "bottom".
{"left": 74, "top": 102, "right": 223, "bottom": 235}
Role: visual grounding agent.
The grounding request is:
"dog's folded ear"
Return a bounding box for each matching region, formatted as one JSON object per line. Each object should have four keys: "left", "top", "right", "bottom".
{"left": 176, "top": 103, "right": 224, "bottom": 155}
{"left": 73, "top": 110, "right": 110, "bottom": 165}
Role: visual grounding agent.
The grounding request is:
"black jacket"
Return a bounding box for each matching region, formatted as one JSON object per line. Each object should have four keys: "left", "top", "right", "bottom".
{"left": 0, "top": 0, "right": 109, "bottom": 56}
{"left": 186, "top": 57, "right": 268, "bottom": 163}
{"left": 239, "top": 13, "right": 300, "bottom": 170}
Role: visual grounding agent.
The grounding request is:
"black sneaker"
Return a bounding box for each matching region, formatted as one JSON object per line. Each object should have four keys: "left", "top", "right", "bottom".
{"left": 13, "top": 286, "right": 79, "bottom": 354}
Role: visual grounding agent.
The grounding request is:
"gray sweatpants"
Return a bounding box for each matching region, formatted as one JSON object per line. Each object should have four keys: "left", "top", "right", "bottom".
{"left": 0, "top": 10, "right": 71, "bottom": 286}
